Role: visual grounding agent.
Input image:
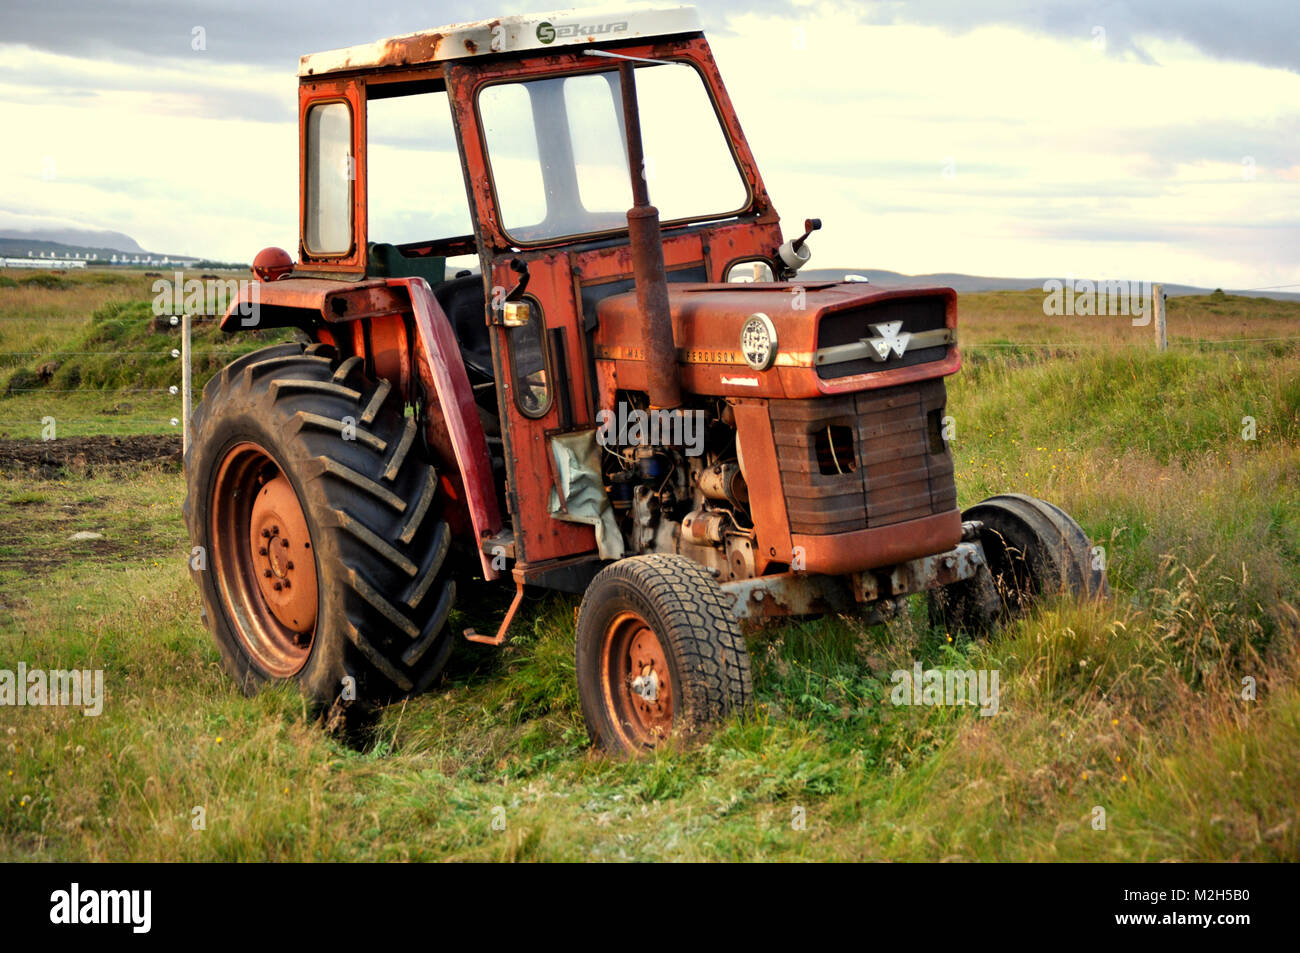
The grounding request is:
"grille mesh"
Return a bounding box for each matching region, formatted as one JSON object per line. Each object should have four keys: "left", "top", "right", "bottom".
{"left": 771, "top": 379, "right": 957, "bottom": 535}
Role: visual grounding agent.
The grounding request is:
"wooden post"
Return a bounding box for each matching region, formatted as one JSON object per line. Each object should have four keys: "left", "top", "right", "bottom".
{"left": 181, "top": 311, "right": 192, "bottom": 459}
{"left": 1153, "top": 284, "right": 1167, "bottom": 351}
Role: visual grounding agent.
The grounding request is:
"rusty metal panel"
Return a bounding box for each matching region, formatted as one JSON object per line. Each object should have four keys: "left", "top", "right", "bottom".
{"left": 880, "top": 541, "right": 985, "bottom": 598}
{"left": 721, "top": 571, "right": 858, "bottom": 619}
{"left": 399, "top": 278, "right": 504, "bottom": 576}
{"left": 731, "top": 399, "right": 791, "bottom": 572}
{"left": 772, "top": 379, "right": 956, "bottom": 536}
{"left": 594, "top": 282, "right": 960, "bottom": 401}
{"left": 791, "top": 510, "right": 962, "bottom": 576}
{"left": 722, "top": 540, "right": 984, "bottom": 620}
{"left": 482, "top": 255, "right": 598, "bottom": 566}
{"left": 218, "top": 277, "right": 403, "bottom": 331}
{"left": 298, "top": 9, "right": 706, "bottom": 77}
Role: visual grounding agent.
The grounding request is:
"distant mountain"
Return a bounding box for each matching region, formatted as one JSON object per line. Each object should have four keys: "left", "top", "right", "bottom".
{"left": 0, "top": 226, "right": 145, "bottom": 255}
{"left": 0, "top": 236, "right": 197, "bottom": 264}
{"left": 804, "top": 268, "right": 1300, "bottom": 302}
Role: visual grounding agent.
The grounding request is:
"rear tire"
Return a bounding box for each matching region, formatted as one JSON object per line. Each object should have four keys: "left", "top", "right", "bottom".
{"left": 576, "top": 555, "right": 753, "bottom": 754}
{"left": 183, "top": 342, "right": 457, "bottom": 711}
{"left": 930, "top": 493, "right": 1109, "bottom": 635}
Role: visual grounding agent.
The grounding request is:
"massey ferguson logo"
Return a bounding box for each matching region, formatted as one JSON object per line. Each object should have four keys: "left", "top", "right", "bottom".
{"left": 864, "top": 320, "right": 911, "bottom": 361}
{"left": 536, "top": 20, "right": 630, "bottom": 44}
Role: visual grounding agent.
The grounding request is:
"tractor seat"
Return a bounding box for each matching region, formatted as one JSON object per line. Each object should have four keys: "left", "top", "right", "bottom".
{"left": 367, "top": 242, "right": 446, "bottom": 288}
{"left": 432, "top": 272, "right": 493, "bottom": 385}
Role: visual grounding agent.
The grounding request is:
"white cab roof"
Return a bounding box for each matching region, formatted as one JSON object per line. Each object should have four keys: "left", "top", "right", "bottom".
{"left": 299, "top": 5, "right": 702, "bottom": 77}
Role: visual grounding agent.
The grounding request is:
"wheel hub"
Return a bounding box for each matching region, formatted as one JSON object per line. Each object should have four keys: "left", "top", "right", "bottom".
{"left": 248, "top": 473, "right": 318, "bottom": 635}
{"left": 603, "top": 612, "right": 674, "bottom": 746}
{"left": 630, "top": 670, "right": 659, "bottom": 703}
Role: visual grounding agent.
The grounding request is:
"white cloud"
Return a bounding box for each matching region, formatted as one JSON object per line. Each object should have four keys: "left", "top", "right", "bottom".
{"left": 0, "top": 5, "right": 1297, "bottom": 288}
{"left": 0, "top": 46, "right": 297, "bottom": 259}
{"left": 711, "top": 11, "right": 1300, "bottom": 287}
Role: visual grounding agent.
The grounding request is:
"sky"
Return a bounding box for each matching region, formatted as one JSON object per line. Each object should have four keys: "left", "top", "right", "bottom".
{"left": 0, "top": 0, "right": 1296, "bottom": 290}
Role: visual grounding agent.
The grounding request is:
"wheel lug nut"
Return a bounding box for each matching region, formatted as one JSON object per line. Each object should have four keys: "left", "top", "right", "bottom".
{"left": 263, "top": 570, "right": 272, "bottom": 578}
{"left": 261, "top": 529, "right": 270, "bottom": 539}
{"left": 258, "top": 547, "right": 267, "bottom": 556}
{"left": 286, "top": 561, "right": 294, "bottom": 570}
{"left": 273, "top": 582, "right": 282, "bottom": 591}
{"left": 282, "top": 538, "right": 290, "bottom": 548}
{"left": 271, "top": 526, "right": 279, "bottom": 536}
{"left": 282, "top": 580, "right": 290, "bottom": 588}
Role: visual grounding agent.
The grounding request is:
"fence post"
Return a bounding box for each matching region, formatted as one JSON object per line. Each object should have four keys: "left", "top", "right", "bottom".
{"left": 181, "top": 311, "right": 192, "bottom": 460}
{"left": 1153, "top": 283, "right": 1167, "bottom": 351}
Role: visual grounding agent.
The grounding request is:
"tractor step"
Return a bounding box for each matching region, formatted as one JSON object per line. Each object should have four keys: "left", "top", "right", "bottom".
{"left": 463, "top": 579, "right": 525, "bottom": 646}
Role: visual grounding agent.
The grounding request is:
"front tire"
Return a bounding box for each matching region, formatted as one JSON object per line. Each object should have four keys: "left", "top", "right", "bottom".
{"left": 576, "top": 555, "right": 753, "bottom": 754}
{"left": 930, "top": 493, "right": 1109, "bottom": 634}
{"left": 183, "top": 342, "right": 458, "bottom": 710}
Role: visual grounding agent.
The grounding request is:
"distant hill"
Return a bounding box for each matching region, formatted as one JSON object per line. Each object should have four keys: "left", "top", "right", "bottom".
{"left": 0, "top": 236, "right": 198, "bottom": 265}
{"left": 0, "top": 226, "right": 144, "bottom": 254}
{"left": 804, "top": 268, "right": 1300, "bottom": 302}
{"left": 0, "top": 225, "right": 203, "bottom": 264}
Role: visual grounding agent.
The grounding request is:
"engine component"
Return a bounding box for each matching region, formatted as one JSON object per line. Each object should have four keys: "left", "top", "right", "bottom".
{"left": 681, "top": 509, "right": 729, "bottom": 545}
{"left": 697, "top": 461, "right": 748, "bottom": 509}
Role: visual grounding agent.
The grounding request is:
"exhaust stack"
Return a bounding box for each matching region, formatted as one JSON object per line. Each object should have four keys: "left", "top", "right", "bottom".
{"left": 618, "top": 61, "right": 681, "bottom": 411}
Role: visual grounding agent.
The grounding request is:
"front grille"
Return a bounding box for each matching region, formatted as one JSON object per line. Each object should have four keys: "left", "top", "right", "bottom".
{"left": 815, "top": 295, "right": 949, "bottom": 379}
{"left": 771, "top": 379, "right": 957, "bottom": 535}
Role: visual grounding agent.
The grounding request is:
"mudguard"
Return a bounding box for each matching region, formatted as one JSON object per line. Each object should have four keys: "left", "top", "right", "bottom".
{"left": 219, "top": 276, "right": 503, "bottom": 579}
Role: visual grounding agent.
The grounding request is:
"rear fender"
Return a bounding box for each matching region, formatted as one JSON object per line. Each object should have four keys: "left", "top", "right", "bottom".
{"left": 220, "top": 277, "right": 503, "bottom": 579}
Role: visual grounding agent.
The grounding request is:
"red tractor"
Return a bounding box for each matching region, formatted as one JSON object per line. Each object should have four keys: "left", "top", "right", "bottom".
{"left": 185, "top": 6, "right": 1107, "bottom": 753}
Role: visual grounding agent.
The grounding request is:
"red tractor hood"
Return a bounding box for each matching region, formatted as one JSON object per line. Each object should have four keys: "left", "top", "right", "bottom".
{"left": 592, "top": 281, "right": 960, "bottom": 400}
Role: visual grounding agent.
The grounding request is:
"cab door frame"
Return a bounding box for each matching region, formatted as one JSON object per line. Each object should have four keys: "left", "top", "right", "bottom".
{"left": 296, "top": 76, "right": 368, "bottom": 275}
{"left": 446, "top": 61, "right": 599, "bottom": 568}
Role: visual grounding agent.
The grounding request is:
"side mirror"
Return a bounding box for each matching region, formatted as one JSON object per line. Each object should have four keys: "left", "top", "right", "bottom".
{"left": 725, "top": 260, "right": 774, "bottom": 283}
{"left": 777, "top": 217, "right": 821, "bottom": 276}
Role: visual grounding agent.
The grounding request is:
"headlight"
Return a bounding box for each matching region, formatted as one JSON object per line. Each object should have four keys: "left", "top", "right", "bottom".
{"left": 740, "top": 312, "right": 777, "bottom": 370}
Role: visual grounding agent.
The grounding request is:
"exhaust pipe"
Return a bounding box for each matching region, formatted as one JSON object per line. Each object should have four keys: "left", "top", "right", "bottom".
{"left": 619, "top": 61, "right": 681, "bottom": 411}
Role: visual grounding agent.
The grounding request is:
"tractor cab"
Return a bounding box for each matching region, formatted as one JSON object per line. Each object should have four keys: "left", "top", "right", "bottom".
{"left": 283, "top": 6, "right": 794, "bottom": 572}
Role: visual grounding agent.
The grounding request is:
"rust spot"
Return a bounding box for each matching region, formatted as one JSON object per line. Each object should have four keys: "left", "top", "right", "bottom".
{"left": 376, "top": 32, "right": 446, "bottom": 68}
{"left": 464, "top": 38, "right": 478, "bottom": 54}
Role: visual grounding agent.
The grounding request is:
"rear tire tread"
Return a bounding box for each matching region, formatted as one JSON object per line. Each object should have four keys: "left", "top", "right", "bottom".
{"left": 184, "top": 341, "right": 459, "bottom": 708}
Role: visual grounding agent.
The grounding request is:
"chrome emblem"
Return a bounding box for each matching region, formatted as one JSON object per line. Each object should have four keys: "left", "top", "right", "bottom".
{"left": 864, "top": 320, "right": 910, "bottom": 361}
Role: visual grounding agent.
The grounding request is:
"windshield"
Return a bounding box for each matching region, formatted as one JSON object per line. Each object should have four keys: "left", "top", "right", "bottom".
{"left": 477, "top": 62, "right": 749, "bottom": 243}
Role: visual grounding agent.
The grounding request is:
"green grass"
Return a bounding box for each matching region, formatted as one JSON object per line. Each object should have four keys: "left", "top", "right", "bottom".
{"left": 0, "top": 269, "right": 291, "bottom": 438}
{"left": 1, "top": 271, "right": 1298, "bottom": 860}
{"left": 2, "top": 343, "right": 1298, "bottom": 860}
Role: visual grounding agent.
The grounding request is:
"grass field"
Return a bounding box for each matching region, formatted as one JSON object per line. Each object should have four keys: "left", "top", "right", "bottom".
{"left": 0, "top": 270, "right": 289, "bottom": 439}
{"left": 1, "top": 269, "right": 1298, "bottom": 861}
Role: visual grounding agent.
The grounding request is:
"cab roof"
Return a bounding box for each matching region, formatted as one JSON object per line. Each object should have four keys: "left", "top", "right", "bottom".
{"left": 298, "top": 5, "right": 702, "bottom": 77}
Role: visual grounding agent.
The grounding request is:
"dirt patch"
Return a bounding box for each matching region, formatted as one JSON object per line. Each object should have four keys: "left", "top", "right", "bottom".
{"left": 0, "top": 434, "right": 181, "bottom": 473}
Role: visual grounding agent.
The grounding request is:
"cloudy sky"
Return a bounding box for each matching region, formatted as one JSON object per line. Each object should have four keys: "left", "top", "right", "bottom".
{"left": 0, "top": 0, "right": 1296, "bottom": 290}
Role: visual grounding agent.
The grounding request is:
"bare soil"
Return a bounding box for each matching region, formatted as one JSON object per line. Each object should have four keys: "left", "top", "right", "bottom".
{"left": 0, "top": 434, "right": 181, "bottom": 472}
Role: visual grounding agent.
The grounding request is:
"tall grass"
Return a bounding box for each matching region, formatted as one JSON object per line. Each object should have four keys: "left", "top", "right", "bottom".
{"left": 0, "top": 275, "right": 1297, "bottom": 860}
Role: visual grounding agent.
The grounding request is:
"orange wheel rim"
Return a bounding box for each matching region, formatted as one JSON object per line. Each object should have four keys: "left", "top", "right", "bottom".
{"left": 210, "top": 442, "right": 318, "bottom": 678}
{"left": 600, "top": 610, "right": 674, "bottom": 748}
